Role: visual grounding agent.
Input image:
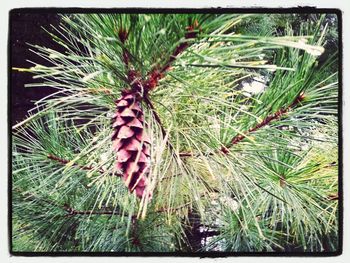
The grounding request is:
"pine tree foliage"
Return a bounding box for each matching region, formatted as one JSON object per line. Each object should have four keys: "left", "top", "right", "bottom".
{"left": 12, "top": 13, "right": 339, "bottom": 252}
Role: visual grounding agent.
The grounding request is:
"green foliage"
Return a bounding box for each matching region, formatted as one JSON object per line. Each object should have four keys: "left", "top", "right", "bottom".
{"left": 12, "top": 13, "right": 339, "bottom": 253}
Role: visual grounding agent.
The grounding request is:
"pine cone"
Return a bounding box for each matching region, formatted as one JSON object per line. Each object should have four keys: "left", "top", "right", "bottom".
{"left": 112, "top": 90, "right": 151, "bottom": 198}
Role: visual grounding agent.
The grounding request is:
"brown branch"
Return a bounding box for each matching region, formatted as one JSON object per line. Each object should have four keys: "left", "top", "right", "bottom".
{"left": 48, "top": 154, "right": 94, "bottom": 170}
{"left": 117, "top": 27, "right": 144, "bottom": 94}
{"left": 117, "top": 27, "right": 147, "bottom": 97}
{"left": 178, "top": 152, "right": 198, "bottom": 157}
{"left": 327, "top": 193, "right": 338, "bottom": 201}
{"left": 176, "top": 93, "right": 306, "bottom": 157}
{"left": 63, "top": 201, "right": 191, "bottom": 218}
{"left": 64, "top": 204, "right": 125, "bottom": 217}
{"left": 47, "top": 154, "right": 108, "bottom": 175}
{"left": 142, "top": 21, "right": 200, "bottom": 92}
{"left": 117, "top": 21, "right": 200, "bottom": 94}
{"left": 220, "top": 93, "right": 306, "bottom": 153}
{"left": 118, "top": 28, "right": 130, "bottom": 67}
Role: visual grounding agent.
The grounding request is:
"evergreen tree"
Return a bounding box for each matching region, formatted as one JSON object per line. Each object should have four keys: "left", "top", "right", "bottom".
{"left": 12, "top": 13, "right": 339, "bottom": 253}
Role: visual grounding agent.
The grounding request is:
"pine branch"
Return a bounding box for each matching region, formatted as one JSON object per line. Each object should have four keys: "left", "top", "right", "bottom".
{"left": 221, "top": 92, "right": 306, "bottom": 153}
{"left": 12, "top": 14, "right": 339, "bottom": 252}
{"left": 64, "top": 204, "right": 126, "bottom": 217}
{"left": 118, "top": 27, "right": 130, "bottom": 67}
{"left": 176, "top": 93, "right": 306, "bottom": 157}
{"left": 47, "top": 154, "right": 94, "bottom": 170}
{"left": 63, "top": 201, "right": 192, "bottom": 218}
{"left": 47, "top": 154, "right": 112, "bottom": 175}
{"left": 327, "top": 193, "right": 338, "bottom": 201}
{"left": 118, "top": 22, "right": 200, "bottom": 95}
{"left": 143, "top": 21, "right": 200, "bottom": 91}
{"left": 117, "top": 28, "right": 144, "bottom": 94}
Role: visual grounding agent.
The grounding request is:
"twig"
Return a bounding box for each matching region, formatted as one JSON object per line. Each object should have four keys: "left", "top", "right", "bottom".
{"left": 47, "top": 154, "right": 94, "bottom": 170}
{"left": 117, "top": 27, "right": 144, "bottom": 94}
{"left": 63, "top": 201, "right": 192, "bottom": 218}
{"left": 177, "top": 93, "right": 306, "bottom": 157}
{"left": 178, "top": 152, "right": 197, "bottom": 157}
{"left": 327, "top": 193, "right": 338, "bottom": 201}
{"left": 64, "top": 204, "right": 126, "bottom": 217}
{"left": 222, "top": 92, "right": 306, "bottom": 152}
{"left": 118, "top": 28, "right": 130, "bottom": 67}
{"left": 47, "top": 154, "right": 109, "bottom": 175}
{"left": 143, "top": 21, "right": 200, "bottom": 92}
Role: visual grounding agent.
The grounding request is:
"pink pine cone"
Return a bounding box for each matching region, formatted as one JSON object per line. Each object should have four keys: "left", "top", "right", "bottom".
{"left": 111, "top": 90, "right": 152, "bottom": 199}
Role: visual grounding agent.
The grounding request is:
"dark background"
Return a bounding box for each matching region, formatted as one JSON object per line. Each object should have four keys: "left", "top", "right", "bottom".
{"left": 10, "top": 13, "right": 63, "bottom": 126}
